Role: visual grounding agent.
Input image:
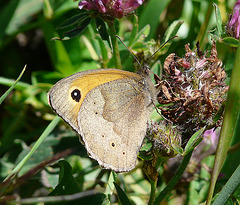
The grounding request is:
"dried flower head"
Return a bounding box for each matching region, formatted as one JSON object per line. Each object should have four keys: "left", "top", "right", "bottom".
{"left": 145, "top": 121, "right": 182, "bottom": 159}
{"left": 158, "top": 41, "right": 228, "bottom": 138}
{"left": 78, "top": 0, "right": 144, "bottom": 19}
{"left": 226, "top": 0, "right": 240, "bottom": 39}
{"left": 141, "top": 120, "right": 182, "bottom": 181}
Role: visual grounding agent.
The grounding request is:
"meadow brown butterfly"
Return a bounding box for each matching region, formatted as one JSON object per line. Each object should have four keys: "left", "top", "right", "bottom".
{"left": 48, "top": 68, "right": 156, "bottom": 172}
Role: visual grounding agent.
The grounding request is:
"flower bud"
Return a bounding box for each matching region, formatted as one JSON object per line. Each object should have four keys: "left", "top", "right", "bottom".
{"left": 226, "top": 0, "right": 240, "bottom": 39}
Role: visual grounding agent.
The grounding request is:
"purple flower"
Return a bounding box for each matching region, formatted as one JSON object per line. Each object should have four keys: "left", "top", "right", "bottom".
{"left": 227, "top": 0, "right": 240, "bottom": 39}
{"left": 192, "top": 128, "right": 220, "bottom": 162}
{"left": 78, "top": 0, "right": 144, "bottom": 19}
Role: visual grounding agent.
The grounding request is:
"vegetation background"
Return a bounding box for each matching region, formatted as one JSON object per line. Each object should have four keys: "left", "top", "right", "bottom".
{"left": 0, "top": 0, "right": 240, "bottom": 204}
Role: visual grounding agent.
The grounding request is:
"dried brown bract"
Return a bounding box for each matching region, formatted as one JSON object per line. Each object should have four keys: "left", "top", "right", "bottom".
{"left": 158, "top": 41, "right": 228, "bottom": 138}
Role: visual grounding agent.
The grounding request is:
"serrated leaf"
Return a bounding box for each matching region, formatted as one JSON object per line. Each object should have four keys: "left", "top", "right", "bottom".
{"left": 222, "top": 37, "right": 239, "bottom": 48}
{"left": 213, "top": 3, "right": 223, "bottom": 37}
{"left": 63, "top": 17, "right": 92, "bottom": 39}
{"left": 114, "top": 182, "right": 133, "bottom": 205}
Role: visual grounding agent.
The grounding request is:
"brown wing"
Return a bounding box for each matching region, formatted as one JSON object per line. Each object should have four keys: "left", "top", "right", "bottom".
{"left": 78, "top": 78, "right": 154, "bottom": 172}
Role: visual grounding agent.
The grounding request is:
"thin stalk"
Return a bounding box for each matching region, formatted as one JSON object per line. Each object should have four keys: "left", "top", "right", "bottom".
{"left": 0, "top": 65, "right": 26, "bottom": 104}
{"left": 206, "top": 38, "right": 240, "bottom": 205}
{"left": 153, "top": 151, "right": 193, "bottom": 204}
{"left": 148, "top": 179, "right": 157, "bottom": 205}
{"left": 147, "top": 158, "right": 164, "bottom": 205}
{"left": 212, "top": 163, "right": 240, "bottom": 205}
{"left": 107, "top": 21, "right": 122, "bottom": 69}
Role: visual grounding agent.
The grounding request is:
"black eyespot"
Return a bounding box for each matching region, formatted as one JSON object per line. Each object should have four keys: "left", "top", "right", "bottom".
{"left": 123, "top": 152, "right": 125, "bottom": 155}
{"left": 71, "top": 89, "right": 81, "bottom": 102}
{"left": 111, "top": 142, "right": 115, "bottom": 147}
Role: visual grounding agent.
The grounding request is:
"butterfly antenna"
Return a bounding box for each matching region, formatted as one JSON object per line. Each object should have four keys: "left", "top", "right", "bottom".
{"left": 115, "top": 35, "right": 142, "bottom": 68}
{"left": 147, "top": 36, "right": 178, "bottom": 61}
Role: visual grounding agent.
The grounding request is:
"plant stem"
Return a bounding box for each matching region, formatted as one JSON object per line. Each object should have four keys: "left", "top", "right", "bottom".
{"left": 153, "top": 151, "right": 193, "bottom": 204}
{"left": 148, "top": 179, "right": 157, "bottom": 205}
{"left": 107, "top": 21, "right": 122, "bottom": 69}
{"left": 147, "top": 158, "right": 164, "bottom": 205}
{"left": 212, "top": 163, "right": 240, "bottom": 205}
{"left": 206, "top": 35, "right": 240, "bottom": 205}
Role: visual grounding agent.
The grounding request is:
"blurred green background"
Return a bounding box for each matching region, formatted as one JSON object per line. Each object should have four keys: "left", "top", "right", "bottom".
{"left": 0, "top": 0, "right": 240, "bottom": 204}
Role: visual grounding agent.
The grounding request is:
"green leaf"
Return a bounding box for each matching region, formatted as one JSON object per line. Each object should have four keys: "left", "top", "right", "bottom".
{"left": 5, "top": 0, "right": 44, "bottom": 35}
{"left": 213, "top": 3, "right": 222, "bottom": 37}
{"left": 135, "top": 24, "right": 150, "bottom": 42}
{"left": 105, "top": 171, "right": 115, "bottom": 196}
{"left": 48, "top": 0, "right": 77, "bottom": 15}
{"left": 95, "top": 17, "right": 110, "bottom": 46}
{"left": 164, "top": 20, "right": 183, "bottom": 42}
{"left": 151, "top": 60, "right": 162, "bottom": 79}
{"left": 57, "top": 11, "right": 89, "bottom": 29}
{"left": 16, "top": 135, "right": 59, "bottom": 176}
{"left": 131, "top": 41, "right": 148, "bottom": 51}
{"left": 4, "top": 117, "right": 60, "bottom": 181}
{"left": 97, "top": 35, "right": 109, "bottom": 68}
{"left": 0, "top": 65, "right": 26, "bottom": 104}
{"left": 114, "top": 182, "right": 133, "bottom": 205}
{"left": 76, "top": 193, "right": 110, "bottom": 205}
{"left": 63, "top": 17, "right": 92, "bottom": 40}
{"left": 172, "top": 144, "right": 184, "bottom": 156}
{"left": 43, "top": 0, "right": 54, "bottom": 19}
{"left": 49, "top": 160, "right": 81, "bottom": 196}
{"left": 128, "top": 15, "right": 139, "bottom": 47}
{"left": 42, "top": 21, "right": 75, "bottom": 75}
{"left": 0, "top": 0, "right": 20, "bottom": 42}
{"left": 222, "top": 37, "right": 239, "bottom": 48}
{"left": 140, "top": 142, "right": 152, "bottom": 152}
{"left": 184, "top": 127, "right": 205, "bottom": 155}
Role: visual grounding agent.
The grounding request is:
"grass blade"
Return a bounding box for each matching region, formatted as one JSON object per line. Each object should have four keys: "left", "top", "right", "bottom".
{"left": 0, "top": 65, "right": 26, "bottom": 104}
{"left": 212, "top": 164, "right": 240, "bottom": 205}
